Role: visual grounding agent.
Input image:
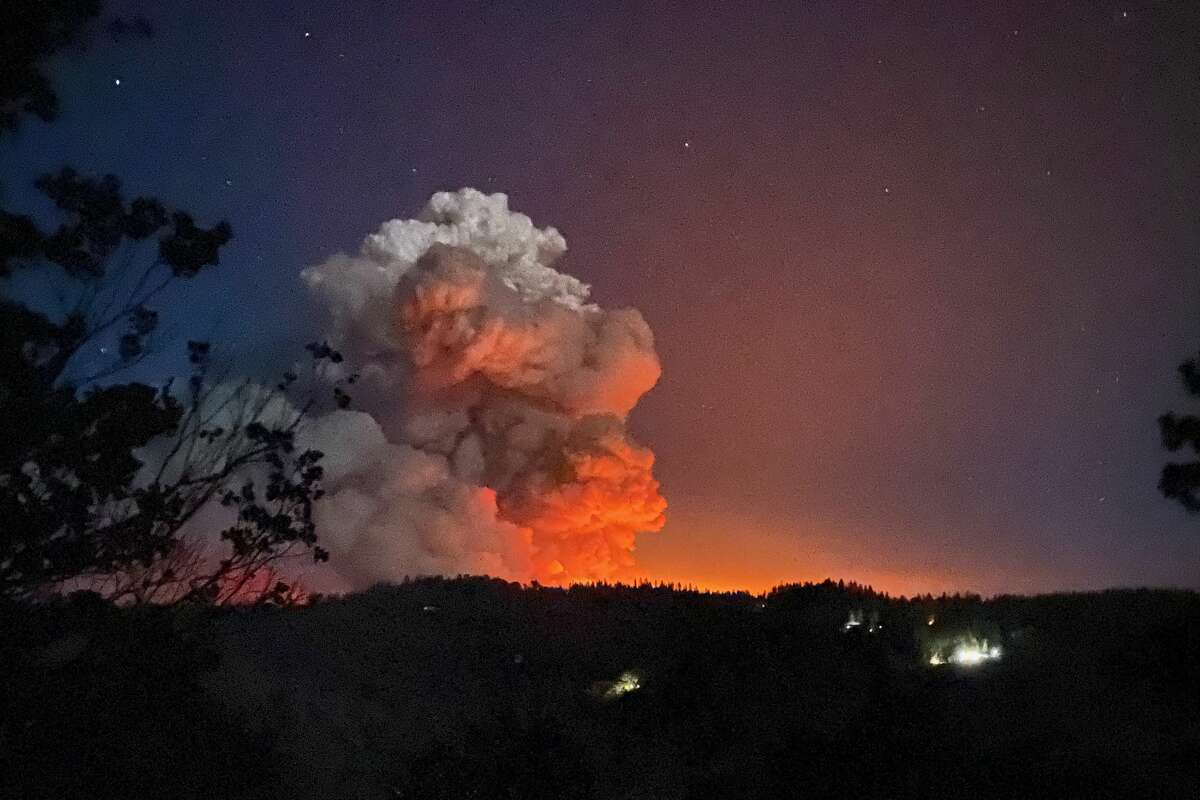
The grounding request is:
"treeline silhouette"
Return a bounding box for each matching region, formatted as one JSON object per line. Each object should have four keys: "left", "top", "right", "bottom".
{"left": 4, "top": 577, "right": 1196, "bottom": 799}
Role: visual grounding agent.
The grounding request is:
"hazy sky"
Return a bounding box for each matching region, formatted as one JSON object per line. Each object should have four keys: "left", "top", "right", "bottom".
{"left": 3, "top": 1, "right": 1198, "bottom": 595}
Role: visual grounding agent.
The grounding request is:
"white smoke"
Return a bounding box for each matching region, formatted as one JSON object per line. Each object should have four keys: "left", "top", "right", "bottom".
{"left": 299, "top": 189, "right": 666, "bottom": 589}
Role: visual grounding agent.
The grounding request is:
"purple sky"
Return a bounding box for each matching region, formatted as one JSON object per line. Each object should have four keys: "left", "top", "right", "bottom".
{"left": 3, "top": 1, "right": 1197, "bottom": 594}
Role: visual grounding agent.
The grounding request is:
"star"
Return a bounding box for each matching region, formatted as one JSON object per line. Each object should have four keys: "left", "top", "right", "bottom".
{"left": 113, "top": 78, "right": 121, "bottom": 86}
{"left": 683, "top": 140, "right": 691, "bottom": 148}
{"left": 304, "top": 31, "right": 311, "bottom": 38}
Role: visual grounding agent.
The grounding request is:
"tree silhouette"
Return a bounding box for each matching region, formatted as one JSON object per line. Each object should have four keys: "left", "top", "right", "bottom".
{"left": 0, "top": 165, "right": 350, "bottom": 603}
{"left": 1158, "top": 353, "right": 1200, "bottom": 513}
{"left": 0, "top": 3, "right": 345, "bottom": 603}
{"left": 0, "top": 0, "right": 100, "bottom": 134}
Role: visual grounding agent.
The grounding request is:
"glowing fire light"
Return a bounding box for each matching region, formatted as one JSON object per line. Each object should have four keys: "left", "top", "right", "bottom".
{"left": 928, "top": 638, "right": 1002, "bottom": 667}
{"left": 606, "top": 671, "right": 642, "bottom": 698}
{"left": 843, "top": 610, "right": 882, "bottom": 633}
{"left": 593, "top": 670, "right": 642, "bottom": 700}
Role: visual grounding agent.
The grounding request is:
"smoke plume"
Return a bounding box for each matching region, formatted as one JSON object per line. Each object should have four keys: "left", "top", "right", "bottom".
{"left": 300, "top": 189, "right": 665, "bottom": 587}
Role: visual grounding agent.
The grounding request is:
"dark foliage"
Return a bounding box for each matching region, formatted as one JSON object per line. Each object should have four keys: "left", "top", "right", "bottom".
{"left": 0, "top": 0, "right": 100, "bottom": 134}
{"left": 195, "top": 578, "right": 1199, "bottom": 800}
{"left": 3, "top": 580, "right": 1196, "bottom": 799}
{"left": 1159, "top": 353, "right": 1200, "bottom": 512}
{"left": 0, "top": 9, "right": 345, "bottom": 602}
{"left": 0, "top": 165, "right": 237, "bottom": 596}
{"left": 3, "top": 167, "right": 231, "bottom": 279}
{"left": 0, "top": 593, "right": 281, "bottom": 800}
{"left": 0, "top": 163, "right": 341, "bottom": 603}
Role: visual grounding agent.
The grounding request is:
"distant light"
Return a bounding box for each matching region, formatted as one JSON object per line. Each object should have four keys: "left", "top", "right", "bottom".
{"left": 951, "top": 646, "right": 986, "bottom": 666}
{"left": 929, "top": 638, "right": 1002, "bottom": 667}
{"left": 304, "top": 31, "right": 311, "bottom": 37}
{"left": 927, "top": 616, "right": 935, "bottom": 626}
{"left": 683, "top": 140, "right": 691, "bottom": 148}
{"left": 114, "top": 78, "right": 121, "bottom": 86}
{"left": 603, "top": 671, "right": 641, "bottom": 699}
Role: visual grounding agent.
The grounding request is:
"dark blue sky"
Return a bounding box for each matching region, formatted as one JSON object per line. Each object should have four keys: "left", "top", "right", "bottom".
{"left": 3, "top": 1, "right": 1198, "bottom": 594}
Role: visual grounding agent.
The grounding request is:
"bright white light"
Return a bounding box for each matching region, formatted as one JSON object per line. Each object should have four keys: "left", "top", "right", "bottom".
{"left": 950, "top": 645, "right": 986, "bottom": 665}
{"left": 843, "top": 610, "right": 864, "bottom": 631}
{"left": 928, "top": 638, "right": 1002, "bottom": 667}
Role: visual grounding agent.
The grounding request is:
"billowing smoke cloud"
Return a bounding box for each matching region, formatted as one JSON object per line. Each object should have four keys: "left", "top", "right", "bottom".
{"left": 300, "top": 189, "right": 665, "bottom": 587}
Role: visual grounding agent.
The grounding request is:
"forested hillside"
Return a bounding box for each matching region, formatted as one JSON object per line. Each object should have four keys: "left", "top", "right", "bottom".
{"left": 9, "top": 578, "right": 1195, "bottom": 799}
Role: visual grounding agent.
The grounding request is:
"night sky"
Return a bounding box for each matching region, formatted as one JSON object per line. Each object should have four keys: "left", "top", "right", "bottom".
{"left": 3, "top": 1, "right": 1198, "bottom": 595}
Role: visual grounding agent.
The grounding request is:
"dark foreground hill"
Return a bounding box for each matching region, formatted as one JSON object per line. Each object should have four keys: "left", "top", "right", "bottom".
{"left": 4, "top": 578, "right": 1198, "bottom": 799}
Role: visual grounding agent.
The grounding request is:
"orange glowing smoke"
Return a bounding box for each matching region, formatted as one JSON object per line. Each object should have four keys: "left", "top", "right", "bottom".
{"left": 302, "top": 190, "right": 667, "bottom": 588}
{"left": 498, "top": 416, "right": 667, "bottom": 582}
{"left": 395, "top": 241, "right": 666, "bottom": 584}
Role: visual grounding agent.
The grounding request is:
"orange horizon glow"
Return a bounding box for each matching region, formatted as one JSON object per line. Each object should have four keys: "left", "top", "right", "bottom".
{"left": 625, "top": 508, "right": 1089, "bottom": 599}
